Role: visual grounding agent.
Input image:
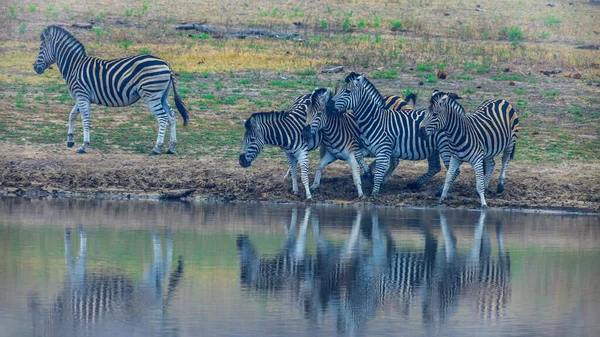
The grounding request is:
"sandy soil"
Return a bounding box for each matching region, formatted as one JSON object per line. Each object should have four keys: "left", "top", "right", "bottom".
{"left": 1, "top": 142, "right": 598, "bottom": 213}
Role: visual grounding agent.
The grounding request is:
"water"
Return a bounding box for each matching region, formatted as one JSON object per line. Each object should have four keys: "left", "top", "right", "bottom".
{"left": 0, "top": 198, "right": 599, "bottom": 337}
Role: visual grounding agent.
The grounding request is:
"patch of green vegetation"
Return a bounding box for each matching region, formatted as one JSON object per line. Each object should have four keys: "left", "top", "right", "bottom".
{"left": 390, "top": 20, "right": 402, "bottom": 30}
{"left": 498, "top": 26, "right": 525, "bottom": 42}
{"left": 295, "top": 69, "right": 316, "bottom": 76}
{"left": 28, "top": 4, "right": 36, "bottom": 12}
{"left": 513, "top": 88, "right": 526, "bottom": 95}
{"left": 7, "top": 5, "right": 17, "bottom": 19}
{"left": 492, "top": 74, "right": 522, "bottom": 81}
{"left": 357, "top": 20, "right": 367, "bottom": 30}
{"left": 269, "top": 80, "right": 298, "bottom": 89}
{"left": 545, "top": 14, "right": 561, "bottom": 27}
{"left": 18, "top": 23, "right": 26, "bottom": 34}
{"left": 463, "top": 60, "right": 491, "bottom": 74}
{"left": 545, "top": 90, "right": 559, "bottom": 99}
{"left": 416, "top": 62, "right": 434, "bottom": 72}
{"left": 540, "top": 31, "right": 551, "bottom": 39}
{"left": 373, "top": 69, "right": 398, "bottom": 79}
{"left": 373, "top": 16, "right": 381, "bottom": 28}
{"left": 119, "top": 39, "right": 132, "bottom": 49}
{"left": 455, "top": 74, "right": 472, "bottom": 80}
{"left": 321, "top": 20, "right": 328, "bottom": 29}
{"left": 462, "top": 88, "right": 476, "bottom": 95}
{"left": 516, "top": 99, "right": 528, "bottom": 109}
{"left": 424, "top": 74, "right": 438, "bottom": 83}
{"left": 137, "top": 47, "right": 152, "bottom": 55}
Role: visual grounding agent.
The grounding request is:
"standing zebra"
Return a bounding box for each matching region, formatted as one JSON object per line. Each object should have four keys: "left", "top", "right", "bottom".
{"left": 327, "top": 73, "right": 460, "bottom": 197}
{"left": 33, "top": 25, "right": 189, "bottom": 154}
{"left": 239, "top": 91, "right": 321, "bottom": 200}
{"left": 418, "top": 90, "right": 519, "bottom": 207}
{"left": 302, "top": 88, "right": 418, "bottom": 198}
{"left": 301, "top": 88, "right": 371, "bottom": 198}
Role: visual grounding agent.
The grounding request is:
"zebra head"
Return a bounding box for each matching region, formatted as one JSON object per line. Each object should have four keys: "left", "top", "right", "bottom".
{"left": 34, "top": 27, "right": 57, "bottom": 74}
{"left": 303, "top": 88, "right": 332, "bottom": 140}
{"left": 418, "top": 90, "right": 453, "bottom": 139}
{"left": 239, "top": 116, "right": 265, "bottom": 168}
{"left": 328, "top": 73, "right": 385, "bottom": 115}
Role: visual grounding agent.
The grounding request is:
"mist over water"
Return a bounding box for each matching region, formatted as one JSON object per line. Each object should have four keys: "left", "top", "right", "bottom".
{"left": 0, "top": 198, "right": 599, "bottom": 337}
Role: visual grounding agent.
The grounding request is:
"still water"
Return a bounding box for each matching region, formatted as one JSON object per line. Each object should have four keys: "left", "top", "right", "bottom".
{"left": 0, "top": 198, "right": 599, "bottom": 337}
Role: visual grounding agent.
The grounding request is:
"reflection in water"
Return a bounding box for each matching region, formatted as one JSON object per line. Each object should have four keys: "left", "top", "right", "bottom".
{"left": 28, "top": 226, "right": 184, "bottom": 337}
{"left": 237, "top": 208, "right": 510, "bottom": 336}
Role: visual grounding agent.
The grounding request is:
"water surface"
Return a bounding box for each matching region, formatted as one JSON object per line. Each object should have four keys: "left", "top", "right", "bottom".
{"left": 0, "top": 198, "right": 599, "bottom": 337}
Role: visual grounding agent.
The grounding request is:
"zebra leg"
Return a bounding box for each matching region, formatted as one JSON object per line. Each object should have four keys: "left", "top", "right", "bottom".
{"left": 297, "top": 151, "right": 312, "bottom": 200}
{"left": 311, "top": 150, "right": 336, "bottom": 192}
{"left": 472, "top": 158, "right": 488, "bottom": 207}
{"left": 408, "top": 153, "right": 442, "bottom": 189}
{"left": 348, "top": 153, "right": 364, "bottom": 198}
{"left": 484, "top": 158, "right": 496, "bottom": 191}
{"left": 167, "top": 114, "right": 177, "bottom": 154}
{"left": 76, "top": 100, "right": 91, "bottom": 153}
{"left": 382, "top": 157, "right": 399, "bottom": 185}
{"left": 151, "top": 112, "right": 169, "bottom": 155}
{"left": 285, "top": 153, "right": 299, "bottom": 195}
{"left": 440, "top": 156, "right": 461, "bottom": 201}
{"left": 497, "top": 144, "right": 514, "bottom": 195}
{"left": 67, "top": 104, "right": 79, "bottom": 148}
{"left": 437, "top": 151, "right": 461, "bottom": 197}
{"left": 372, "top": 151, "right": 391, "bottom": 197}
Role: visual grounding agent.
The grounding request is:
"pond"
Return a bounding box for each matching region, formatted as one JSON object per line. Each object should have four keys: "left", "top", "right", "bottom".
{"left": 0, "top": 198, "right": 599, "bottom": 337}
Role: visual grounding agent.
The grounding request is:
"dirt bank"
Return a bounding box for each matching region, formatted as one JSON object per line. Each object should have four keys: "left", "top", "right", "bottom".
{"left": 1, "top": 143, "right": 598, "bottom": 213}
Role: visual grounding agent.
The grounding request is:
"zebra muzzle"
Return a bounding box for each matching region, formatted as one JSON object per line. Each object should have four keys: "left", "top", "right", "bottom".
{"left": 239, "top": 154, "right": 251, "bottom": 168}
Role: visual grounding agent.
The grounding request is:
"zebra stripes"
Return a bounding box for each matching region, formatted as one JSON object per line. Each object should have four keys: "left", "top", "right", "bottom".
{"left": 33, "top": 25, "right": 189, "bottom": 154}
{"left": 419, "top": 90, "right": 519, "bottom": 207}
{"left": 239, "top": 93, "right": 321, "bottom": 200}
{"left": 328, "top": 73, "right": 459, "bottom": 197}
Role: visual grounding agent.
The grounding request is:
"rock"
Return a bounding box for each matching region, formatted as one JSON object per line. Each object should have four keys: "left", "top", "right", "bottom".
{"left": 418, "top": 81, "right": 424, "bottom": 86}
{"left": 437, "top": 69, "right": 447, "bottom": 79}
{"left": 509, "top": 81, "right": 516, "bottom": 86}
{"left": 547, "top": 3, "right": 556, "bottom": 7}
{"left": 322, "top": 66, "right": 344, "bottom": 74}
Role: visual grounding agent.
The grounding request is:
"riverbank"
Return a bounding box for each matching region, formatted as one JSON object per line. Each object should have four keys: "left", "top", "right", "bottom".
{"left": 1, "top": 143, "right": 598, "bottom": 213}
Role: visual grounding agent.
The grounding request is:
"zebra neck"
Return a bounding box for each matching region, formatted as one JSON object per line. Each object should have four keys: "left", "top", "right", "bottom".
{"left": 55, "top": 42, "right": 86, "bottom": 80}
{"left": 444, "top": 110, "right": 473, "bottom": 151}
{"left": 353, "top": 99, "right": 385, "bottom": 125}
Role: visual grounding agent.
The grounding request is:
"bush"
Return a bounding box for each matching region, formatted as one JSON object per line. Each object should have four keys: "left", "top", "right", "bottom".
{"left": 499, "top": 26, "right": 525, "bottom": 42}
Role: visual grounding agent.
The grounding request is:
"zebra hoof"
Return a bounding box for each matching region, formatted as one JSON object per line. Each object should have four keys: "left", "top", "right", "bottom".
{"left": 151, "top": 149, "right": 161, "bottom": 156}
{"left": 67, "top": 141, "right": 74, "bottom": 148}
{"left": 497, "top": 184, "right": 505, "bottom": 195}
{"left": 166, "top": 149, "right": 176, "bottom": 155}
{"left": 76, "top": 147, "right": 86, "bottom": 154}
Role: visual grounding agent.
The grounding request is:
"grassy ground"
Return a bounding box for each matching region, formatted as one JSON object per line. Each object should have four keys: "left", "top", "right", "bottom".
{"left": 0, "top": 0, "right": 599, "bottom": 210}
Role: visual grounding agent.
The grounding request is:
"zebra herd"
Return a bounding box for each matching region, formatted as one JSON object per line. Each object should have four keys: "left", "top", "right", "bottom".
{"left": 240, "top": 73, "right": 519, "bottom": 207}
{"left": 237, "top": 208, "right": 511, "bottom": 335}
{"left": 33, "top": 25, "right": 519, "bottom": 207}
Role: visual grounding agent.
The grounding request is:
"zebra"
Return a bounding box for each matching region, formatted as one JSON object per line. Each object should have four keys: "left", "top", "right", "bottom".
{"left": 327, "top": 73, "right": 461, "bottom": 197}
{"left": 33, "top": 25, "right": 189, "bottom": 155}
{"left": 239, "top": 91, "right": 321, "bottom": 200}
{"left": 28, "top": 226, "right": 184, "bottom": 337}
{"left": 299, "top": 88, "right": 371, "bottom": 198}
{"left": 303, "top": 88, "right": 417, "bottom": 198}
{"left": 418, "top": 90, "right": 519, "bottom": 207}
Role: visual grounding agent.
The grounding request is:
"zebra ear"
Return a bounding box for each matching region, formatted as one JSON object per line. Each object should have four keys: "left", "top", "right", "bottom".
{"left": 440, "top": 94, "right": 450, "bottom": 106}
{"left": 432, "top": 89, "right": 440, "bottom": 96}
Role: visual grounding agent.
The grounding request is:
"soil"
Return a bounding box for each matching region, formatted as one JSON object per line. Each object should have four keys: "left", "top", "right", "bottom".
{"left": 1, "top": 142, "right": 599, "bottom": 213}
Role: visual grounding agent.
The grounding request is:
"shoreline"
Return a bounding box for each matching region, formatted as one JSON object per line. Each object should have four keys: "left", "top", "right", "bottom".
{"left": 2, "top": 186, "right": 598, "bottom": 216}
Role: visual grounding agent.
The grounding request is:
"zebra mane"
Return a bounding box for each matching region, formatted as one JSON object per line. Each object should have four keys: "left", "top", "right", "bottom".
{"left": 344, "top": 72, "right": 360, "bottom": 83}
{"left": 42, "top": 25, "right": 86, "bottom": 55}
{"left": 357, "top": 76, "right": 386, "bottom": 108}
{"left": 245, "top": 110, "right": 289, "bottom": 129}
{"left": 430, "top": 91, "right": 465, "bottom": 115}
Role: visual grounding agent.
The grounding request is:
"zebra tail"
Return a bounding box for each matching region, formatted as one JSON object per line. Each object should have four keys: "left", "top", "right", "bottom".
{"left": 171, "top": 73, "right": 189, "bottom": 126}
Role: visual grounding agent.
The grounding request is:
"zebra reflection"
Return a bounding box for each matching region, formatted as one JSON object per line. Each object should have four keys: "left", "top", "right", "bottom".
{"left": 422, "top": 211, "right": 511, "bottom": 326}
{"left": 237, "top": 209, "right": 510, "bottom": 335}
{"left": 29, "top": 226, "right": 184, "bottom": 337}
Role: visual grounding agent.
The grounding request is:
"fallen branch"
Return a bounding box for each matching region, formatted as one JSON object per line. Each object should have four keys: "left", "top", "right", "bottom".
{"left": 175, "top": 24, "right": 303, "bottom": 40}
{"left": 322, "top": 66, "right": 345, "bottom": 74}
